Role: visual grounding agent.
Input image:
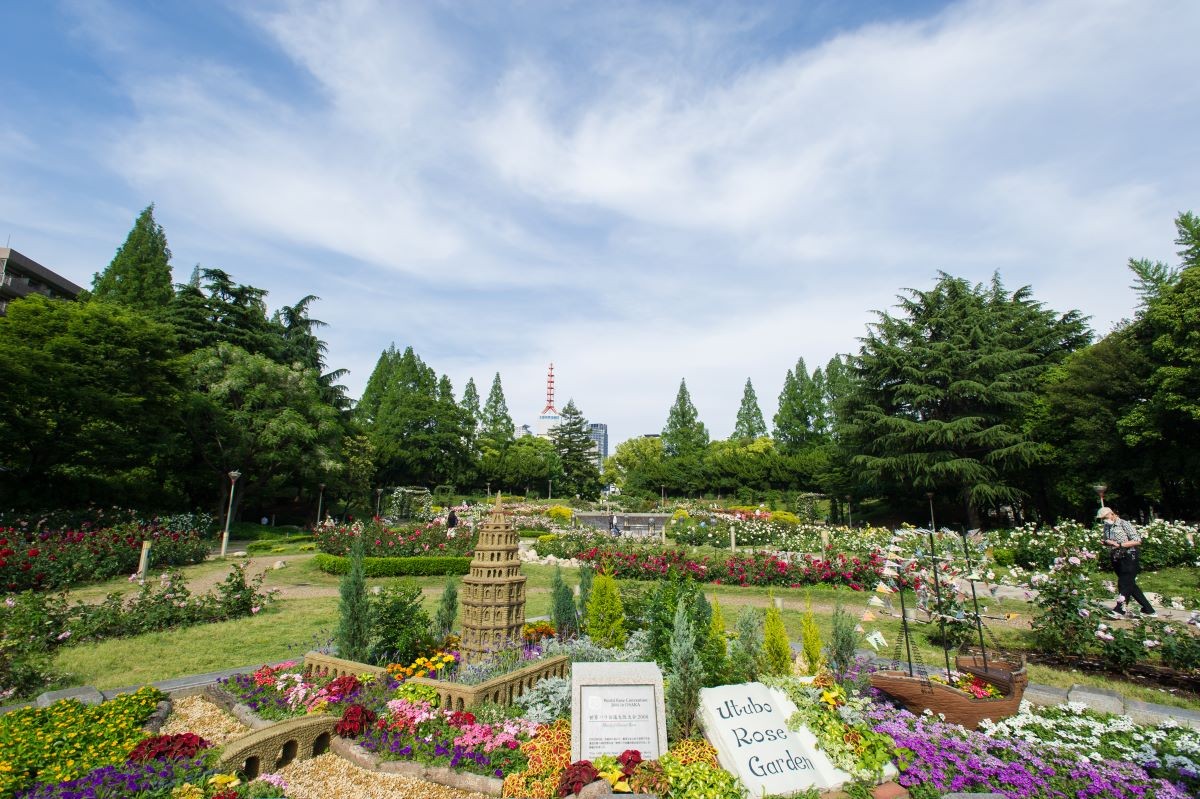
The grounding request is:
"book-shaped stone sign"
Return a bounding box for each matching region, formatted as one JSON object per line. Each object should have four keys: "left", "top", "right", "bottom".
{"left": 571, "top": 662, "right": 668, "bottom": 761}
{"left": 699, "top": 682, "right": 852, "bottom": 796}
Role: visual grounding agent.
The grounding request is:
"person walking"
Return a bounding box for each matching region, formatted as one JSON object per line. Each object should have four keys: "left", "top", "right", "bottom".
{"left": 1099, "top": 506, "right": 1154, "bottom": 617}
{"left": 447, "top": 509, "right": 458, "bottom": 529}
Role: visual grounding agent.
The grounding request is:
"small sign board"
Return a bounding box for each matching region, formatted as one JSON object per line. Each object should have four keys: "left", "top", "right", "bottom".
{"left": 699, "top": 682, "right": 852, "bottom": 796}
{"left": 571, "top": 662, "right": 667, "bottom": 761}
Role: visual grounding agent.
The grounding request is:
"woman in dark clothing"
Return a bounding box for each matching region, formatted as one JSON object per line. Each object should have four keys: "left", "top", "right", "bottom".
{"left": 447, "top": 509, "right": 458, "bottom": 529}
{"left": 1099, "top": 506, "right": 1154, "bottom": 617}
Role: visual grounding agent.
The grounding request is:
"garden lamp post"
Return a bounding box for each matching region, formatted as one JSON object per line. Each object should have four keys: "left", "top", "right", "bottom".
{"left": 316, "top": 482, "right": 325, "bottom": 526}
{"left": 661, "top": 485, "right": 665, "bottom": 509}
{"left": 845, "top": 495, "right": 852, "bottom": 527}
{"left": 926, "top": 492, "right": 936, "bottom": 532}
{"left": 1094, "top": 483, "right": 1107, "bottom": 510}
{"left": 220, "top": 470, "right": 241, "bottom": 558}
{"left": 375, "top": 488, "right": 384, "bottom": 518}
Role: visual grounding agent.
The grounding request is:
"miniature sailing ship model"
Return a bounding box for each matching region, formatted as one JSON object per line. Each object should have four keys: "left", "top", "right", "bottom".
{"left": 869, "top": 527, "right": 1027, "bottom": 729}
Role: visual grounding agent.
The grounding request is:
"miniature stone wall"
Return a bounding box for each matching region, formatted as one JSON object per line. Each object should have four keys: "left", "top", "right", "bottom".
{"left": 218, "top": 714, "right": 339, "bottom": 779}
{"left": 410, "top": 653, "right": 569, "bottom": 710}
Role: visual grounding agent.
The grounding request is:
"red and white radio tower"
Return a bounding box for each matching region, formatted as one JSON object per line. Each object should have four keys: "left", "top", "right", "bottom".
{"left": 542, "top": 363, "right": 558, "bottom": 414}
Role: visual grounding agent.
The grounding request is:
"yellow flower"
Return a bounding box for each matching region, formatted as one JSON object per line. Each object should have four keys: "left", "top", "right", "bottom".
{"left": 171, "top": 783, "right": 204, "bottom": 799}
{"left": 208, "top": 773, "right": 242, "bottom": 789}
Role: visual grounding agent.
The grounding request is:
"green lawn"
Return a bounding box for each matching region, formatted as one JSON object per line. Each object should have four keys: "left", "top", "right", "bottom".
{"left": 50, "top": 554, "right": 1200, "bottom": 710}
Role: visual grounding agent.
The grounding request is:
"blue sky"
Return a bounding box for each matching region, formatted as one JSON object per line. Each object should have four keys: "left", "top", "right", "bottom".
{"left": 3, "top": 0, "right": 1198, "bottom": 449}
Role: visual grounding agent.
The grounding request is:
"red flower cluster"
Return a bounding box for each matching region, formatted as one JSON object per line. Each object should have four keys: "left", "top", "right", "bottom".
{"left": 616, "top": 749, "right": 642, "bottom": 776}
{"left": 127, "top": 733, "right": 212, "bottom": 763}
{"left": 557, "top": 760, "right": 600, "bottom": 797}
{"left": 335, "top": 703, "right": 378, "bottom": 738}
{"left": 0, "top": 521, "right": 208, "bottom": 591}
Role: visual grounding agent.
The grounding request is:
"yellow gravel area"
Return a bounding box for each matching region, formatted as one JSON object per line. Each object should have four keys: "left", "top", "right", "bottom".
{"left": 278, "top": 754, "right": 491, "bottom": 799}
{"left": 161, "top": 695, "right": 251, "bottom": 744}
{"left": 159, "top": 696, "right": 490, "bottom": 798}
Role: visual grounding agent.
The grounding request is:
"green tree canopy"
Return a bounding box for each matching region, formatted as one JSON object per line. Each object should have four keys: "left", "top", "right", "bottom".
{"left": 843, "top": 273, "right": 1088, "bottom": 526}
{"left": 0, "top": 295, "right": 186, "bottom": 508}
{"left": 359, "top": 347, "right": 473, "bottom": 488}
{"left": 185, "top": 342, "right": 344, "bottom": 514}
{"left": 661, "top": 379, "right": 709, "bottom": 495}
{"left": 91, "top": 204, "right": 174, "bottom": 311}
{"left": 551, "top": 398, "right": 602, "bottom": 499}
{"left": 460, "top": 377, "right": 481, "bottom": 432}
{"left": 732, "top": 378, "right": 767, "bottom": 441}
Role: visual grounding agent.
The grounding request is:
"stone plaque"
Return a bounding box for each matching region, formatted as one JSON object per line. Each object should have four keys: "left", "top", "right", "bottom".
{"left": 699, "top": 682, "right": 851, "bottom": 796}
{"left": 571, "top": 662, "right": 667, "bottom": 761}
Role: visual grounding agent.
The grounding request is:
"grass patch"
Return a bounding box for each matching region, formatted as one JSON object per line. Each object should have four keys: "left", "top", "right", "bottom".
{"left": 54, "top": 597, "right": 337, "bottom": 690}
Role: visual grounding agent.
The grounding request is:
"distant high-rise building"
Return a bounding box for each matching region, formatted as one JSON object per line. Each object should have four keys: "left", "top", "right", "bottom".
{"left": 0, "top": 248, "right": 82, "bottom": 316}
{"left": 588, "top": 422, "right": 608, "bottom": 470}
{"left": 535, "top": 362, "right": 561, "bottom": 437}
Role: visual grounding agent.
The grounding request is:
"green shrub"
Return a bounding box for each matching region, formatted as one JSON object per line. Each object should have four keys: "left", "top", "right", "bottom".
{"left": 246, "top": 534, "right": 314, "bottom": 553}
{"left": 336, "top": 531, "right": 371, "bottom": 662}
{"left": 586, "top": 573, "right": 626, "bottom": 648}
{"left": 368, "top": 582, "right": 433, "bottom": 666}
{"left": 313, "top": 553, "right": 471, "bottom": 577}
{"left": 762, "top": 601, "right": 793, "bottom": 677}
{"left": 769, "top": 510, "right": 801, "bottom": 526}
{"left": 828, "top": 602, "right": 861, "bottom": 680}
{"left": 547, "top": 505, "right": 574, "bottom": 523}
{"left": 991, "top": 547, "right": 1016, "bottom": 567}
{"left": 666, "top": 603, "right": 703, "bottom": 742}
{"left": 728, "top": 606, "right": 764, "bottom": 682}
{"left": 799, "top": 598, "right": 823, "bottom": 675}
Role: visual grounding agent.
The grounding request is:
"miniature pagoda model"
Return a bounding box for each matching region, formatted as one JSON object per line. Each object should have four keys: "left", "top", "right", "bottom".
{"left": 459, "top": 495, "right": 527, "bottom": 662}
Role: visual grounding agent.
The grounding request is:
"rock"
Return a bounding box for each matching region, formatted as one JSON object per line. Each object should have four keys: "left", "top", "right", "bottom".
{"left": 231, "top": 551, "right": 248, "bottom": 557}
{"left": 577, "top": 779, "right": 613, "bottom": 798}
{"left": 273, "top": 560, "right": 288, "bottom": 570}
{"left": 330, "top": 736, "right": 380, "bottom": 771}
{"left": 36, "top": 686, "right": 104, "bottom": 707}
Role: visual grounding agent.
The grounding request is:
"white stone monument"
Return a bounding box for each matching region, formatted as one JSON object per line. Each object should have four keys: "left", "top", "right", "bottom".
{"left": 571, "top": 662, "right": 668, "bottom": 761}
{"left": 699, "top": 682, "right": 853, "bottom": 796}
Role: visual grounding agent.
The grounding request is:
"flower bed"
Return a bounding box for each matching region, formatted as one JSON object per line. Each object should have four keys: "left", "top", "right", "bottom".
{"left": 218, "top": 662, "right": 401, "bottom": 722}
{"left": 868, "top": 704, "right": 1193, "bottom": 799}
{"left": 991, "top": 519, "right": 1199, "bottom": 570}
{"left": 359, "top": 699, "right": 538, "bottom": 778}
{"left": 0, "top": 518, "right": 210, "bottom": 591}
{"left": 0, "top": 686, "right": 165, "bottom": 797}
{"left": 576, "top": 544, "right": 884, "bottom": 589}
{"left": 313, "top": 519, "right": 476, "bottom": 558}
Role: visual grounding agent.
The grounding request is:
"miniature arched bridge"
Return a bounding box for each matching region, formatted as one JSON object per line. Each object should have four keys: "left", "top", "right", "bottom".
{"left": 219, "top": 715, "right": 338, "bottom": 779}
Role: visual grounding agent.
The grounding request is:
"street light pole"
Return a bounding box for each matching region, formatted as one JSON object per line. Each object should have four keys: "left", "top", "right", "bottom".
{"left": 316, "top": 483, "right": 325, "bottom": 526}
{"left": 220, "top": 470, "right": 241, "bottom": 558}
{"left": 926, "top": 492, "right": 936, "bottom": 532}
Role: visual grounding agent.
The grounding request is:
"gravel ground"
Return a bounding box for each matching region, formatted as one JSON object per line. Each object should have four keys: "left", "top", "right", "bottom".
{"left": 278, "top": 754, "right": 491, "bottom": 799}
{"left": 161, "top": 695, "right": 251, "bottom": 744}
{"left": 160, "top": 697, "right": 490, "bottom": 798}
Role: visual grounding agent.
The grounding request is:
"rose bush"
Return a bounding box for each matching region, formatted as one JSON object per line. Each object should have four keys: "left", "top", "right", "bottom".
{"left": 313, "top": 519, "right": 475, "bottom": 558}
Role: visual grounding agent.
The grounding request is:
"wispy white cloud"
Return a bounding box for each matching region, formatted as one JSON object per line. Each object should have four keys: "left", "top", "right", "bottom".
{"left": 3, "top": 0, "right": 1197, "bottom": 446}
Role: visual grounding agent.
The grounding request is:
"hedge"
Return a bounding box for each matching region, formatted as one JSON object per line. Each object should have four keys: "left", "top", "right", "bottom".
{"left": 313, "top": 553, "right": 472, "bottom": 577}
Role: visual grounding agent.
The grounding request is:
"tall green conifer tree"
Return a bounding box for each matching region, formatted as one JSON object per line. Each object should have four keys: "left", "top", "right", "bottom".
{"left": 551, "top": 399, "right": 602, "bottom": 499}
{"left": 92, "top": 204, "right": 174, "bottom": 311}
{"left": 732, "top": 378, "right": 767, "bottom": 440}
